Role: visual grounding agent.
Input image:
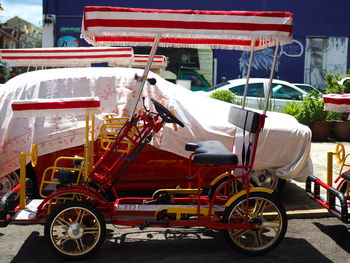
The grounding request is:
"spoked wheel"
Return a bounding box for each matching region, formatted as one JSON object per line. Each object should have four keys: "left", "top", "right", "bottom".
{"left": 44, "top": 201, "right": 106, "bottom": 260}
{"left": 223, "top": 192, "right": 287, "bottom": 255}
{"left": 0, "top": 172, "right": 19, "bottom": 198}
{"left": 208, "top": 177, "right": 243, "bottom": 200}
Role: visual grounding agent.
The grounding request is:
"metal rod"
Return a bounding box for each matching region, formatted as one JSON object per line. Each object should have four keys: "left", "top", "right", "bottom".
{"left": 242, "top": 40, "right": 256, "bottom": 109}
{"left": 84, "top": 112, "right": 89, "bottom": 179}
{"left": 263, "top": 42, "right": 280, "bottom": 115}
{"left": 129, "top": 33, "right": 161, "bottom": 120}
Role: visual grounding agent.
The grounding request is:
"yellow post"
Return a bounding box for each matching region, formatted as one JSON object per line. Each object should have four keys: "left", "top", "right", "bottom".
{"left": 19, "top": 152, "right": 28, "bottom": 209}
{"left": 327, "top": 152, "right": 333, "bottom": 204}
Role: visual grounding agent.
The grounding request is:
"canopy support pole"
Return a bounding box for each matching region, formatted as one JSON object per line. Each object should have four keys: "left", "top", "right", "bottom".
{"left": 129, "top": 33, "right": 162, "bottom": 120}
{"left": 263, "top": 42, "right": 280, "bottom": 115}
{"left": 242, "top": 40, "right": 256, "bottom": 109}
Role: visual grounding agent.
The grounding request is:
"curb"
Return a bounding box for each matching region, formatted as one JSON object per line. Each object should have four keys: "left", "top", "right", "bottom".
{"left": 286, "top": 208, "right": 331, "bottom": 219}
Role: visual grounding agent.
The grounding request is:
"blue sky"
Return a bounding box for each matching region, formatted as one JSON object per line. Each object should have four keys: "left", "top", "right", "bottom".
{"left": 1, "top": 0, "right": 42, "bottom": 27}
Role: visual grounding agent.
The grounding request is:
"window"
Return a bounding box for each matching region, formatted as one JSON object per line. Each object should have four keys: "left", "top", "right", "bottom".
{"left": 271, "top": 84, "right": 303, "bottom": 100}
{"left": 181, "top": 73, "right": 205, "bottom": 87}
{"left": 229, "top": 83, "right": 264, "bottom": 97}
{"left": 205, "top": 81, "right": 229, "bottom": 92}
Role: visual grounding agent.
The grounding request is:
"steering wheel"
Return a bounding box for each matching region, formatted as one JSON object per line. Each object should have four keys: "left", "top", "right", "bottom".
{"left": 335, "top": 143, "right": 345, "bottom": 164}
{"left": 151, "top": 99, "right": 184, "bottom": 127}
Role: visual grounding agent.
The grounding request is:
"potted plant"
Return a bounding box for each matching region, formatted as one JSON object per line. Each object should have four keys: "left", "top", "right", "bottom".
{"left": 209, "top": 90, "right": 242, "bottom": 105}
{"left": 324, "top": 72, "right": 350, "bottom": 141}
{"left": 283, "top": 92, "right": 340, "bottom": 141}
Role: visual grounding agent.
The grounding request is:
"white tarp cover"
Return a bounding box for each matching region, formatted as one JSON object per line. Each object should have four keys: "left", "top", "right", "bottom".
{"left": 0, "top": 67, "right": 312, "bottom": 181}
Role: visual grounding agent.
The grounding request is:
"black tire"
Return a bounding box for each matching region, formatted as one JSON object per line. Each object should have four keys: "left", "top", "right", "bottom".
{"left": 222, "top": 192, "right": 287, "bottom": 255}
{"left": 44, "top": 201, "right": 106, "bottom": 260}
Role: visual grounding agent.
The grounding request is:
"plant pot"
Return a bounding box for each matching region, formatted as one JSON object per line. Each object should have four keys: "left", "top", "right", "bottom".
{"left": 332, "top": 120, "right": 350, "bottom": 142}
{"left": 309, "top": 120, "right": 332, "bottom": 142}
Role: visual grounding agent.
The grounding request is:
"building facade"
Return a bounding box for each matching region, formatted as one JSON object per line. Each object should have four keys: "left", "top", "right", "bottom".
{"left": 43, "top": 0, "right": 350, "bottom": 89}
{"left": 6, "top": 16, "right": 42, "bottom": 48}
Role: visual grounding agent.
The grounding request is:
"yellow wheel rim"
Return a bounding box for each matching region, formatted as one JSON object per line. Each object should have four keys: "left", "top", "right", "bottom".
{"left": 227, "top": 196, "right": 283, "bottom": 251}
{"left": 50, "top": 206, "right": 101, "bottom": 257}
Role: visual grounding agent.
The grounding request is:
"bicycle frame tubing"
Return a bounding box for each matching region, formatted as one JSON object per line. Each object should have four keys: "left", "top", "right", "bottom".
{"left": 92, "top": 110, "right": 163, "bottom": 194}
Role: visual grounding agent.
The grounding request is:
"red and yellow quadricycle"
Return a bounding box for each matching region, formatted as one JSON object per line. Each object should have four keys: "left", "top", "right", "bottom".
{"left": 0, "top": 6, "right": 294, "bottom": 259}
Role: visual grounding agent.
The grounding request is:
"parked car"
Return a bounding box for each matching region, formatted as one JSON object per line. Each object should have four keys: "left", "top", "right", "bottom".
{"left": 292, "top": 83, "right": 322, "bottom": 93}
{"left": 204, "top": 78, "right": 309, "bottom": 111}
{"left": 0, "top": 68, "right": 312, "bottom": 196}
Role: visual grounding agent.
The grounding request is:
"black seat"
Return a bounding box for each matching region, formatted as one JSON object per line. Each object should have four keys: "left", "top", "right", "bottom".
{"left": 186, "top": 107, "right": 262, "bottom": 167}
{"left": 185, "top": 140, "right": 238, "bottom": 165}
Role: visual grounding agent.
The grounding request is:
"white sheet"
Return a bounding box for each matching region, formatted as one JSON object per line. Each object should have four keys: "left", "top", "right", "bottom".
{"left": 0, "top": 67, "right": 312, "bottom": 181}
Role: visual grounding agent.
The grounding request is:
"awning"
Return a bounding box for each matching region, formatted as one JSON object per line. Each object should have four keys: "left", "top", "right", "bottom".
{"left": 81, "top": 6, "right": 294, "bottom": 50}
{"left": 0, "top": 47, "right": 134, "bottom": 67}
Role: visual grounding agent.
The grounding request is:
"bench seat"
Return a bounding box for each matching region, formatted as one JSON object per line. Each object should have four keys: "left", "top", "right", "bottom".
{"left": 185, "top": 140, "right": 238, "bottom": 165}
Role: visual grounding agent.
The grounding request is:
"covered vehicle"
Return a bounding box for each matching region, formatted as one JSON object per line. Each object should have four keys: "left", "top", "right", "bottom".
{"left": 0, "top": 66, "right": 312, "bottom": 193}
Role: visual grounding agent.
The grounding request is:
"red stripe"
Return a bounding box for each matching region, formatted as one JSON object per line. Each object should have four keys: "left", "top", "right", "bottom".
{"left": 95, "top": 36, "right": 259, "bottom": 47}
{"left": 12, "top": 100, "right": 100, "bottom": 111}
{"left": 84, "top": 6, "right": 294, "bottom": 18}
{"left": 86, "top": 19, "right": 292, "bottom": 32}
{"left": 324, "top": 97, "right": 350, "bottom": 105}
{"left": 1, "top": 48, "right": 132, "bottom": 54}
{"left": 2, "top": 54, "right": 132, "bottom": 60}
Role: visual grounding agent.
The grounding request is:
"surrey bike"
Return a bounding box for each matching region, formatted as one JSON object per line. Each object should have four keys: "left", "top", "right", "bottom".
{"left": 0, "top": 5, "right": 294, "bottom": 260}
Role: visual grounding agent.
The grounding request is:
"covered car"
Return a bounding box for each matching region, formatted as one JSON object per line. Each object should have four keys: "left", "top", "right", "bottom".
{"left": 0, "top": 66, "right": 312, "bottom": 193}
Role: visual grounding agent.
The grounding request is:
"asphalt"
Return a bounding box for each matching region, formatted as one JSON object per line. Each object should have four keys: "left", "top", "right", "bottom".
{"left": 280, "top": 141, "right": 350, "bottom": 218}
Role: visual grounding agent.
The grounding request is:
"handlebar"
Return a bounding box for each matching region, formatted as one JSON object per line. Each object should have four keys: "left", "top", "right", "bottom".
{"left": 150, "top": 98, "right": 184, "bottom": 127}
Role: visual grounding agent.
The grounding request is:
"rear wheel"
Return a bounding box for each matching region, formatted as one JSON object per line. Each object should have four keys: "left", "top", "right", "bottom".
{"left": 223, "top": 192, "right": 287, "bottom": 255}
{"left": 0, "top": 172, "right": 19, "bottom": 198}
{"left": 44, "top": 201, "right": 106, "bottom": 260}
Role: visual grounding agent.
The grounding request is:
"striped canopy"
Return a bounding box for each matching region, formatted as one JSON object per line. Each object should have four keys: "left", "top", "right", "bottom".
{"left": 81, "top": 6, "right": 294, "bottom": 50}
{"left": 0, "top": 47, "right": 134, "bottom": 67}
{"left": 133, "top": 54, "right": 167, "bottom": 68}
{"left": 11, "top": 97, "right": 101, "bottom": 117}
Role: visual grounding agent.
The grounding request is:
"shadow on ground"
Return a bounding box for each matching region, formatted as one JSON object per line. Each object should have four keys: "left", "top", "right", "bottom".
{"left": 10, "top": 227, "right": 332, "bottom": 263}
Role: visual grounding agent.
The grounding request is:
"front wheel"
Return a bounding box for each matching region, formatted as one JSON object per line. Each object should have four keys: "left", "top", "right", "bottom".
{"left": 223, "top": 192, "right": 287, "bottom": 255}
{"left": 44, "top": 201, "right": 106, "bottom": 260}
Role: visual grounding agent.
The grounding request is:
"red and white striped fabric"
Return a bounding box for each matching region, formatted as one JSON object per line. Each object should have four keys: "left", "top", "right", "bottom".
{"left": 133, "top": 55, "right": 167, "bottom": 68}
{"left": 0, "top": 47, "right": 134, "bottom": 67}
{"left": 324, "top": 94, "right": 350, "bottom": 113}
{"left": 81, "top": 6, "right": 294, "bottom": 50}
{"left": 12, "top": 97, "right": 101, "bottom": 117}
{"left": 108, "top": 54, "right": 168, "bottom": 68}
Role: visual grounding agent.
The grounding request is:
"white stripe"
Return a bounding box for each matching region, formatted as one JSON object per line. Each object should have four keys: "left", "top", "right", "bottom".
{"left": 85, "top": 11, "right": 293, "bottom": 26}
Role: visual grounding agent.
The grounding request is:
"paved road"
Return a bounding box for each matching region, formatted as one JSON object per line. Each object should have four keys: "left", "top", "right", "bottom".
{"left": 1, "top": 142, "right": 349, "bottom": 263}
{"left": 0, "top": 217, "right": 349, "bottom": 263}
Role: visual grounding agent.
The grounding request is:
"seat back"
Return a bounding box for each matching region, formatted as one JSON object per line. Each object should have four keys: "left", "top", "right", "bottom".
{"left": 228, "top": 107, "right": 264, "bottom": 167}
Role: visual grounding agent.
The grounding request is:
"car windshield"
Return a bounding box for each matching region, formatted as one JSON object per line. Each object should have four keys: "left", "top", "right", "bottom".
{"left": 272, "top": 84, "right": 303, "bottom": 100}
